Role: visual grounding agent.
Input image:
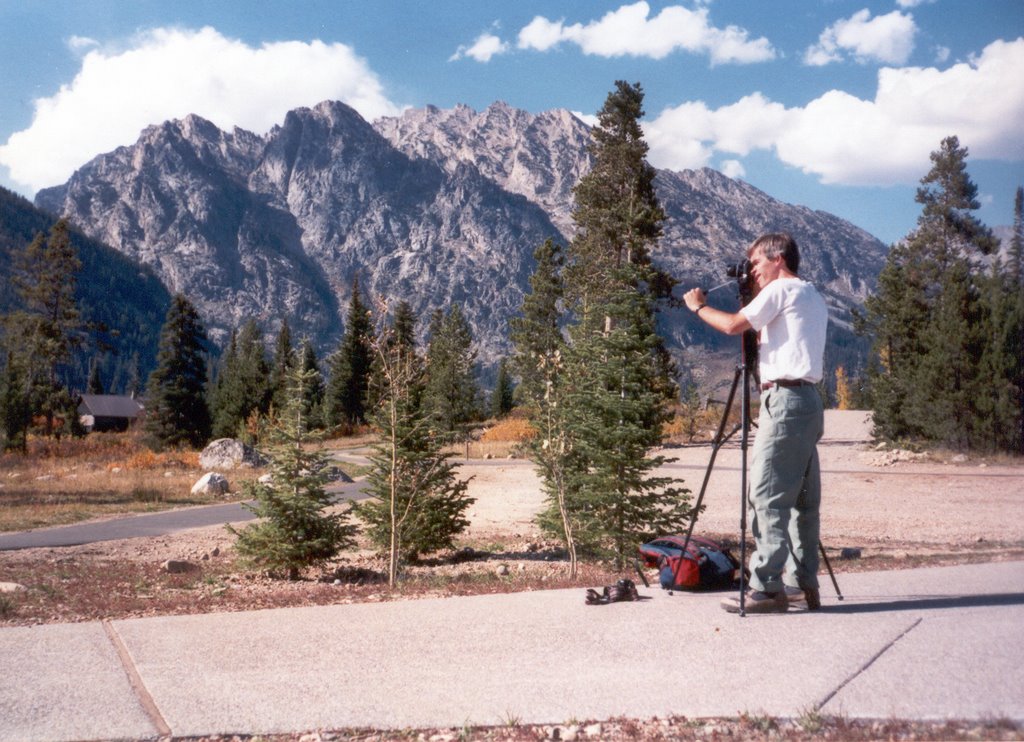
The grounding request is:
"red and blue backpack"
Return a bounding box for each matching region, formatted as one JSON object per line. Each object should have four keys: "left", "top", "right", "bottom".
{"left": 639, "top": 535, "right": 740, "bottom": 590}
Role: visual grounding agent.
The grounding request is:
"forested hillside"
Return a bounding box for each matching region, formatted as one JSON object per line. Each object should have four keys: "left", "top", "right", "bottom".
{"left": 0, "top": 186, "right": 171, "bottom": 394}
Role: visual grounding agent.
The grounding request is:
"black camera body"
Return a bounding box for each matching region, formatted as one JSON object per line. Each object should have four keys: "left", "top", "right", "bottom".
{"left": 726, "top": 258, "right": 754, "bottom": 304}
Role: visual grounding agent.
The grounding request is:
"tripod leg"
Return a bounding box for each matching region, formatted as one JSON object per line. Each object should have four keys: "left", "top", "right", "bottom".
{"left": 819, "top": 542, "right": 843, "bottom": 600}
{"left": 673, "top": 366, "right": 741, "bottom": 589}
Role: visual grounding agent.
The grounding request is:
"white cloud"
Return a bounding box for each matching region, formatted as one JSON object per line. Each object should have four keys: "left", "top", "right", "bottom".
{"left": 896, "top": 0, "right": 935, "bottom": 7}
{"left": 719, "top": 159, "right": 746, "bottom": 179}
{"left": 804, "top": 9, "right": 917, "bottom": 66}
{"left": 645, "top": 38, "right": 1024, "bottom": 186}
{"left": 0, "top": 26, "right": 403, "bottom": 193}
{"left": 67, "top": 35, "right": 99, "bottom": 52}
{"left": 450, "top": 32, "right": 510, "bottom": 62}
{"left": 516, "top": 2, "right": 775, "bottom": 65}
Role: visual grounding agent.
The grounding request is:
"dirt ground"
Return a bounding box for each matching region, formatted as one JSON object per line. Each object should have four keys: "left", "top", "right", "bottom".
{"left": 2, "top": 410, "right": 1023, "bottom": 625}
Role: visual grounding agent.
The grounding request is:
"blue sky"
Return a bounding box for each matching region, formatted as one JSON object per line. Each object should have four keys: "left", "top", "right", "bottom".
{"left": 0, "top": 1, "right": 1021, "bottom": 245}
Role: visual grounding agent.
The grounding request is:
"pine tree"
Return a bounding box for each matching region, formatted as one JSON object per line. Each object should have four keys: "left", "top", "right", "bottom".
{"left": 210, "top": 319, "right": 270, "bottom": 441}
{"left": 862, "top": 136, "right": 1004, "bottom": 450}
{"left": 561, "top": 282, "right": 690, "bottom": 566}
{"left": 87, "top": 357, "right": 104, "bottom": 395}
{"left": 977, "top": 257, "right": 1024, "bottom": 452}
{"left": 325, "top": 278, "right": 374, "bottom": 428}
{"left": 298, "top": 339, "right": 326, "bottom": 430}
{"left": 1007, "top": 187, "right": 1024, "bottom": 286}
{"left": 554, "top": 81, "right": 690, "bottom": 568}
{"left": 490, "top": 358, "right": 515, "bottom": 418}
{"left": 510, "top": 238, "right": 565, "bottom": 404}
{"left": 391, "top": 300, "right": 417, "bottom": 350}
{"left": 210, "top": 329, "right": 238, "bottom": 437}
{"left": 268, "top": 317, "right": 295, "bottom": 413}
{"left": 5, "top": 219, "right": 84, "bottom": 437}
{"left": 423, "top": 304, "right": 479, "bottom": 439}
{"left": 229, "top": 364, "right": 358, "bottom": 579}
{"left": 143, "top": 295, "right": 211, "bottom": 450}
{"left": 0, "top": 351, "right": 31, "bottom": 452}
{"left": 356, "top": 306, "right": 474, "bottom": 584}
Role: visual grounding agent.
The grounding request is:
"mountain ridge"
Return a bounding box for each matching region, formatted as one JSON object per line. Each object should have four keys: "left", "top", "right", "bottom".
{"left": 35, "top": 98, "right": 888, "bottom": 386}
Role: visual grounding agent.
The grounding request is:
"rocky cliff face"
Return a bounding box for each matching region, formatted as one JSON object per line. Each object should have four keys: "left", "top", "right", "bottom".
{"left": 36, "top": 99, "right": 887, "bottom": 378}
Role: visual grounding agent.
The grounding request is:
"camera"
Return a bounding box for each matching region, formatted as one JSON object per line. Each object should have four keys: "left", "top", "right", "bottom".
{"left": 726, "top": 259, "right": 754, "bottom": 302}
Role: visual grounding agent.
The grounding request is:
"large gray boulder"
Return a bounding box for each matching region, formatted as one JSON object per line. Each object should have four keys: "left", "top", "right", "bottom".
{"left": 199, "top": 438, "right": 266, "bottom": 470}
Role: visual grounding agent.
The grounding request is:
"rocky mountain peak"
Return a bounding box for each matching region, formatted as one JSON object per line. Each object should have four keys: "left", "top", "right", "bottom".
{"left": 36, "top": 99, "right": 887, "bottom": 384}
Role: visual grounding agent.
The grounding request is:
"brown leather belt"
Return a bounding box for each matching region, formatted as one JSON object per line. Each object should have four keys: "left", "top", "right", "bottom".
{"left": 760, "top": 379, "right": 812, "bottom": 391}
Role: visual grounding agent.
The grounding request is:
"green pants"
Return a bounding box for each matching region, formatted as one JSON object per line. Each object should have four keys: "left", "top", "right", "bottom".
{"left": 747, "top": 385, "right": 823, "bottom": 594}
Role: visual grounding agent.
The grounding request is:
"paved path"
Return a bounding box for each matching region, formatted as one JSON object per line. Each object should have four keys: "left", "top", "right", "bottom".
{"left": 0, "top": 480, "right": 368, "bottom": 551}
{"left": 2, "top": 560, "right": 1022, "bottom": 741}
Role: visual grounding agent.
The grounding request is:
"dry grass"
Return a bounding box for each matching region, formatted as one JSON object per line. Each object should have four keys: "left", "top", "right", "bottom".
{"left": 0, "top": 432, "right": 256, "bottom": 532}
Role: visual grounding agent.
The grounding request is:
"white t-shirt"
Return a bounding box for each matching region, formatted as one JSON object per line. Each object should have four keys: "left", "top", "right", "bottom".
{"left": 740, "top": 277, "right": 828, "bottom": 383}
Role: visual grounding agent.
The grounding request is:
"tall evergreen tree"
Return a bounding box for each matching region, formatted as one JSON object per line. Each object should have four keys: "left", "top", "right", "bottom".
{"left": 325, "top": 278, "right": 373, "bottom": 428}
{"left": 268, "top": 317, "right": 295, "bottom": 413}
{"left": 210, "top": 319, "right": 270, "bottom": 440}
{"left": 229, "top": 364, "right": 358, "bottom": 579}
{"left": 356, "top": 306, "right": 474, "bottom": 584}
{"left": 5, "top": 219, "right": 84, "bottom": 437}
{"left": 490, "top": 358, "right": 515, "bottom": 418}
{"left": 144, "top": 294, "right": 211, "bottom": 449}
{"left": 86, "top": 356, "right": 104, "bottom": 395}
{"left": 423, "top": 304, "right": 478, "bottom": 438}
{"left": 298, "top": 339, "right": 326, "bottom": 430}
{"left": 511, "top": 242, "right": 582, "bottom": 574}
{"left": 391, "top": 300, "right": 417, "bottom": 351}
{"left": 520, "top": 81, "right": 690, "bottom": 569}
{"left": 1007, "top": 187, "right": 1024, "bottom": 286}
{"left": 0, "top": 351, "right": 31, "bottom": 452}
{"left": 510, "top": 238, "right": 565, "bottom": 404}
{"left": 862, "top": 136, "right": 1008, "bottom": 451}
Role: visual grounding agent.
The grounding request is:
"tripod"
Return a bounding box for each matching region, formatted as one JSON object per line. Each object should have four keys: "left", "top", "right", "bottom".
{"left": 676, "top": 328, "right": 842, "bottom": 615}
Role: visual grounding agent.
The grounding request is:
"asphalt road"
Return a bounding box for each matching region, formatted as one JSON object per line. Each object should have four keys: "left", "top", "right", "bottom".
{"left": 0, "top": 480, "right": 368, "bottom": 551}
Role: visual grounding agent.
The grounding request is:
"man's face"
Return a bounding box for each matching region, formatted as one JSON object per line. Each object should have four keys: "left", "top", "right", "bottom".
{"left": 749, "top": 246, "right": 785, "bottom": 291}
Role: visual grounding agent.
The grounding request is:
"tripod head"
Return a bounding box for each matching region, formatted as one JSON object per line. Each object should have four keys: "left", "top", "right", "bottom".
{"left": 726, "top": 259, "right": 760, "bottom": 383}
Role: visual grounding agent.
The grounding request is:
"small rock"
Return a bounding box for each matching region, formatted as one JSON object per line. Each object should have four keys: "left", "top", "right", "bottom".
{"left": 561, "top": 724, "right": 580, "bottom": 741}
{"left": 583, "top": 723, "right": 602, "bottom": 737}
{"left": 0, "top": 582, "right": 28, "bottom": 593}
{"left": 952, "top": 454, "right": 968, "bottom": 463}
{"left": 496, "top": 564, "right": 510, "bottom": 577}
{"left": 258, "top": 473, "right": 274, "bottom": 484}
{"left": 840, "top": 547, "right": 862, "bottom": 560}
{"left": 110, "top": 467, "right": 122, "bottom": 474}
{"left": 161, "top": 560, "right": 195, "bottom": 574}
{"left": 191, "top": 472, "right": 229, "bottom": 496}
{"left": 164, "top": 471, "right": 174, "bottom": 478}
{"left": 35, "top": 474, "right": 54, "bottom": 481}
{"left": 211, "top": 547, "right": 221, "bottom": 557}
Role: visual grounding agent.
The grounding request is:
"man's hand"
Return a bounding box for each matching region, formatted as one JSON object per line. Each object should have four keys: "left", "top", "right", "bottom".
{"left": 683, "top": 287, "right": 706, "bottom": 313}
{"left": 683, "top": 287, "right": 753, "bottom": 336}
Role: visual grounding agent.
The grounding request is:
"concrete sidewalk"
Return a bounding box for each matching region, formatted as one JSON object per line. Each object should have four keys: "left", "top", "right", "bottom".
{"left": 2, "top": 560, "right": 1023, "bottom": 742}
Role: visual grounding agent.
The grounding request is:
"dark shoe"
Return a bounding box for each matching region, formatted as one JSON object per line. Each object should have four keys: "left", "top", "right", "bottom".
{"left": 721, "top": 590, "right": 788, "bottom": 614}
{"left": 785, "top": 584, "right": 821, "bottom": 611}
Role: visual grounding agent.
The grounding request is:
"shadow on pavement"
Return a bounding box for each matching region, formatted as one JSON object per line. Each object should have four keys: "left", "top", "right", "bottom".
{"left": 824, "top": 591, "right": 1024, "bottom": 614}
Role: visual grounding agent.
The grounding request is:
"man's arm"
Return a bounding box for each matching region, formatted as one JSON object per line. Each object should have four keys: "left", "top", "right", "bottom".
{"left": 683, "top": 288, "right": 753, "bottom": 336}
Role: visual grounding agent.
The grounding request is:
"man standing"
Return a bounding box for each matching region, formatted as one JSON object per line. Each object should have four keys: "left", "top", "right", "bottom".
{"left": 684, "top": 233, "right": 828, "bottom": 613}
